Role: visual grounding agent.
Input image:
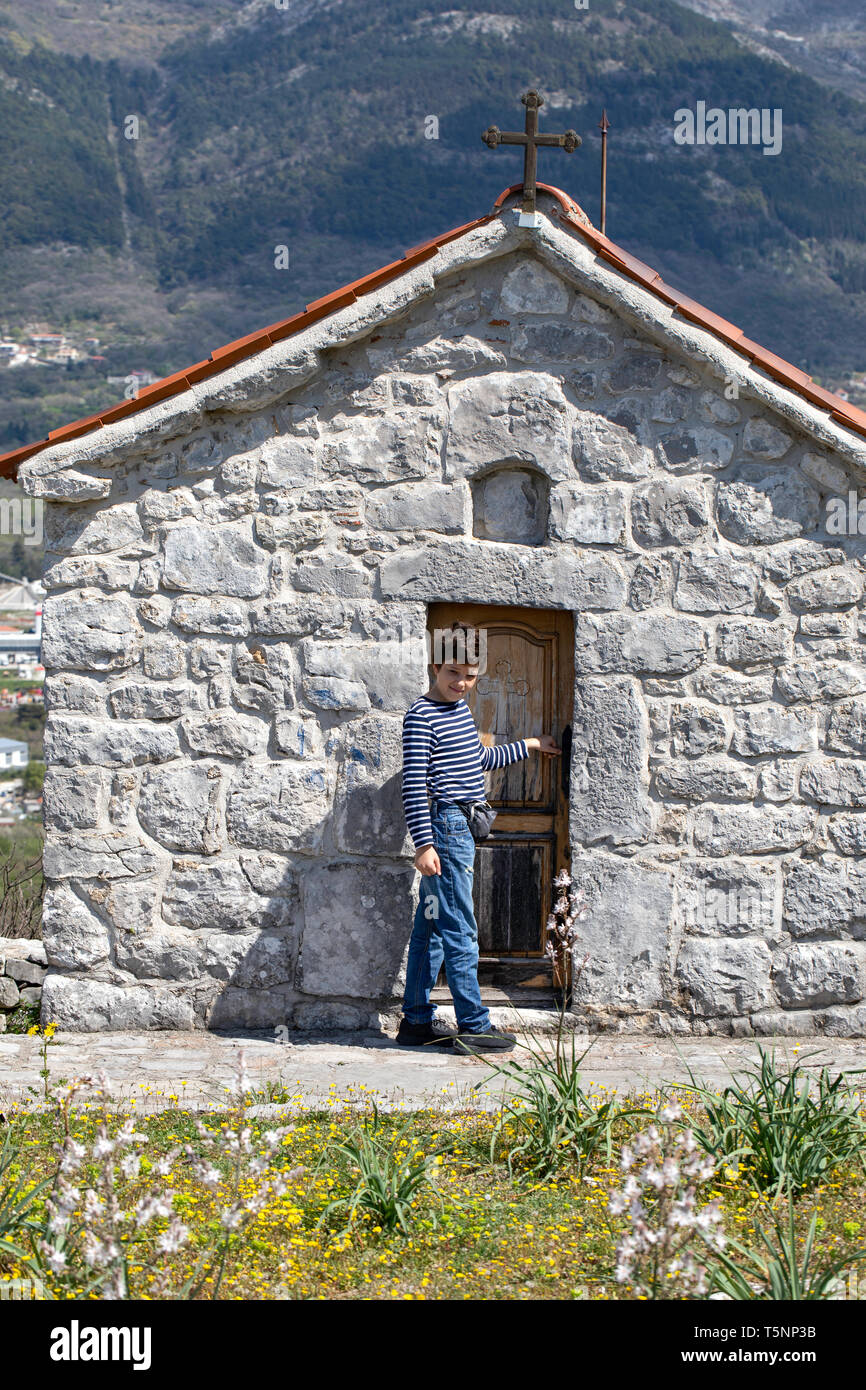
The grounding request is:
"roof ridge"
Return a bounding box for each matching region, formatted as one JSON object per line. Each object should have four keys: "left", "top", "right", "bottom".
{"left": 3, "top": 181, "right": 865, "bottom": 479}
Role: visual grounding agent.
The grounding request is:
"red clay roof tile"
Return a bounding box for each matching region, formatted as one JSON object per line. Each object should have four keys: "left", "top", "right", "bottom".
{"left": 97, "top": 398, "right": 149, "bottom": 425}
{"left": 832, "top": 403, "right": 866, "bottom": 436}
{"left": 668, "top": 294, "right": 745, "bottom": 347}
{"left": 47, "top": 410, "right": 107, "bottom": 441}
{"left": 1, "top": 182, "right": 864, "bottom": 480}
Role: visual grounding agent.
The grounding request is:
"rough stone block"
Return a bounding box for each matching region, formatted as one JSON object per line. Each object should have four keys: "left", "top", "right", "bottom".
{"left": 606, "top": 350, "right": 663, "bottom": 394}
{"left": 108, "top": 681, "right": 204, "bottom": 721}
{"left": 692, "top": 805, "right": 817, "bottom": 855}
{"left": 142, "top": 635, "right": 187, "bottom": 679}
{"left": 500, "top": 259, "right": 570, "bottom": 313}
{"left": 0, "top": 977, "right": 19, "bottom": 1008}
{"left": 730, "top": 705, "right": 818, "bottom": 756}
{"left": 676, "top": 937, "right": 773, "bottom": 1016}
{"left": 446, "top": 372, "right": 573, "bottom": 480}
{"left": 825, "top": 697, "right": 866, "bottom": 754}
{"left": 669, "top": 703, "right": 728, "bottom": 757}
{"left": 800, "top": 758, "right": 866, "bottom": 807}
{"left": 299, "top": 862, "right": 415, "bottom": 997}
{"left": 41, "top": 882, "right": 112, "bottom": 970}
{"left": 573, "top": 411, "right": 654, "bottom": 483}
{"left": 786, "top": 567, "right": 863, "bottom": 611}
{"left": 40, "top": 975, "right": 196, "bottom": 1031}
{"left": 161, "top": 857, "right": 297, "bottom": 933}
{"left": 655, "top": 758, "right": 756, "bottom": 801}
{"left": 717, "top": 472, "right": 818, "bottom": 544}
{"left": 380, "top": 541, "right": 626, "bottom": 611}
{"left": 716, "top": 619, "right": 793, "bottom": 667}
{"left": 333, "top": 714, "right": 411, "bottom": 855}
{"left": 742, "top": 416, "right": 792, "bottom": 459}
{"left": 658, "top": 427, "right": 734, "bottom": 472}
{"left": 674, "top": 551, "right": 757, "bottom": 613}
{"left": 550, "top": 483, "right": 627, "bottom": 545}
{"left": 675, "top": 859, "right": 779, "bottom": 940}
{"left": 569, "top": 853, "right": 674, "bottom": 1011}
{"left": 227, "top": 761, "right": 333, "bottom": 852}
{"left": 302, "top": 676, "right": 370, "bottom": 712}
{"left": 4, "top": 958, "right": 46, "bottom": 985}
{"left": 302, "top": 637, "right": 423, "bottom": 713}
{"left": 138, "top": 763, "right": 223, "bottom": 853}
{"left": 42, "top": 766, "right": 109, "bottom": 830}
{"left": 163, "top": 520, "right": 268, "bottom": 598}
{"left": 291, "top": 553, "right": 373, "bottom": 598}
{"left": 182, "top": 712, "right": 268, "bottom": 758}
{"left": 172, "top": 597, "right": 249, "bottom": 635}
{"left": 512, "top": 322, "right": 615, "bottom": 363}
{"left": 570, "top": 678, "right": 652, "bottom": 845}
{"left": 43, "top": 832, "right": 162, "bottom": 880}
{"left": 573, "top": 613, "right": 707, "bottom": 675}
{"left": 781, "top": 662, "right": 866, "bottom": 706}
{"left": 828, "top": 814, "right": 866, "bottom": 856}
{"left": 322, "top": 412, "right": 437, "bottom": 483}
{"left": 631, "top": 480, "right": 709, "bottom": 548}
{"left": 783, "top": 858, "right": 866, "bottom": 938}
{"left": 773, "top": 942, "right": 862, "bottom": 1008}
{"left": 758, "top": 760, "right": 797, "bottom": 802}
{"left": 42, "top": 592, "right": 142, "bottom": 671}
{"left": 44, "top": 714, "right": 179, "bottom": 767}
{"left": 274, "top": 714, "right": 324, "bottom": 760}
{"left": 692, "top": 669, "right": 775, "bottom": 704}
{"left": 366, "top": 480, "right": 468, "bottom": 534}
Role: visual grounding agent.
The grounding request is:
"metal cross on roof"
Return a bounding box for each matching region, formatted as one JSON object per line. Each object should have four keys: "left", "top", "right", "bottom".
{"left": 482, "top": 90, "right": 581, "bottom": 216}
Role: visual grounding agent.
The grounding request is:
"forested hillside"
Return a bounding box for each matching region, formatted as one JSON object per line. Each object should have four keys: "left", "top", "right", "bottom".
{"left": 1, "top": 0, "right": 866, "bottom": 459}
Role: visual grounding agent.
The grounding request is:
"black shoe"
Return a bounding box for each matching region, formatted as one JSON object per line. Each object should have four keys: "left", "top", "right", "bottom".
{"left": 396, "top": 1017, "right": 458, "bottom": 1048}
{"left": 453, "top": 1025, "right": 517, "bottom": 1053}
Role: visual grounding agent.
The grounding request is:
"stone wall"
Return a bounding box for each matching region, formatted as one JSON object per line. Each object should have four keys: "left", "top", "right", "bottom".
{"left": 21, "top": 245, "right": 866, "bottom": 1036}
{"left": 0, "top": 939, "right": 46, "bottom": 1030}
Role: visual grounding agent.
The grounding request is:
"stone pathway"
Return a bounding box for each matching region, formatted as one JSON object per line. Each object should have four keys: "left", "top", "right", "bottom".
{"left": 3, "top": 1029, "right": 866, "bottom": 1112}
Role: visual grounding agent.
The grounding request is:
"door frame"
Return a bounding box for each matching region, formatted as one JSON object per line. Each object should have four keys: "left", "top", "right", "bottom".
{"left": 426, "top": 603, "right": 574, "bottom": 993}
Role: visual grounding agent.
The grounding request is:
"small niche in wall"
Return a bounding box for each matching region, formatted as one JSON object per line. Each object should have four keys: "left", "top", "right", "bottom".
{"left": 471, "top": 464, "right": 550, "bottom": 545}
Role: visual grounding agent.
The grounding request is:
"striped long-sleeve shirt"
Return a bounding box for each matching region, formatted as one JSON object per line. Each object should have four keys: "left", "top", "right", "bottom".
{"left": 401, "top": 694, "right": 529, "bottom": 851}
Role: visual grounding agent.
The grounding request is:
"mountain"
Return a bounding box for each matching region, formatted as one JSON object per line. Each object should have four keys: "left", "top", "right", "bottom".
{"left": 1, "top": 0, "right": 866, "bottom": 460}
{"left": 677, "top": 0, "right": 866, "bottom": 105}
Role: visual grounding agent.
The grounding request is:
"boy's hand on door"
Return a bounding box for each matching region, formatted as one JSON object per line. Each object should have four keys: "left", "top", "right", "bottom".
{"left": 530, "top": 734, "right": 561, "bottom": 756}
{"left": 415, "top": 846, "right": 441, "bottom": 876}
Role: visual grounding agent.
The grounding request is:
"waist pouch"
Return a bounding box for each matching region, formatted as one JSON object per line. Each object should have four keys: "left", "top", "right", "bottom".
{"left": 455, "top": 800, "right": 498, "bottom": 842}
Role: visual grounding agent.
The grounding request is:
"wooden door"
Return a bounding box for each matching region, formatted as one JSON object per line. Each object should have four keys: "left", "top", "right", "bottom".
{"left": 426, "top": 604, "right": 574, "bottom": 1001}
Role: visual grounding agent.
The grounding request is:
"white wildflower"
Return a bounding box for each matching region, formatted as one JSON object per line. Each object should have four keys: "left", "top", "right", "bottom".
{"left": 59, "top": 1138, "right": 86, "bottom": 1175}
{"left": 134, "top": 1195, "right": 173, "bottom": 1228}
{"left": 157, "top": 1219, "right": 189, "bottom": 1254}
{"left": 39, "top": 1241, "right": 67, "bottom": 1273}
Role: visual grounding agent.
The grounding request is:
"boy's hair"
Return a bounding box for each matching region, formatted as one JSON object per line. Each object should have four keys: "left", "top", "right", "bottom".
{"left": 432, "top": 620, "right": 484, "bottom": 669}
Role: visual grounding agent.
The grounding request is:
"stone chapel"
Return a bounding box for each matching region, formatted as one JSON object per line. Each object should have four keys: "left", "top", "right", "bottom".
{"left": 5, "top": 181, "right": 866, "bottom": 1037}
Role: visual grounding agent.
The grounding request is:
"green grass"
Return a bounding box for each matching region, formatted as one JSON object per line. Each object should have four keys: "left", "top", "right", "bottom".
{"left": 1, "top": 1047, "right": 865, "bottom": 1300}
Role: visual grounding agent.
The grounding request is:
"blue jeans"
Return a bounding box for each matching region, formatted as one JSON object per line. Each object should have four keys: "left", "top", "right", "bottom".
{"left": 402, "top": 800, "right": 490, "bottom": 1032}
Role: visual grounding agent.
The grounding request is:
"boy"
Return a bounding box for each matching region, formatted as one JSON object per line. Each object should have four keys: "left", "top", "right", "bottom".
{"left": 397, "top": 621, "right": 561, "bottom": 1052}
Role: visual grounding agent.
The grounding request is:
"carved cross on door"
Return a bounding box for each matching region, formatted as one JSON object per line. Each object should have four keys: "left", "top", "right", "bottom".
{"left": 477, "top": 658, "right": 530, "bottom": 736}
{"left": 482, "top": 90, "right": 581, "bottom": 214}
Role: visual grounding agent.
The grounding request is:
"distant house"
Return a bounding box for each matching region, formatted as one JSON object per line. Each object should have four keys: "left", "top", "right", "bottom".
{"left": 0, "top": 579, "right": 46, "bottom": 611}
{"left": 0, "top": 739, "right": 29, "bottom": 769}
{"left": 0, "top": 608, "right": 42, "bottom": 666}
